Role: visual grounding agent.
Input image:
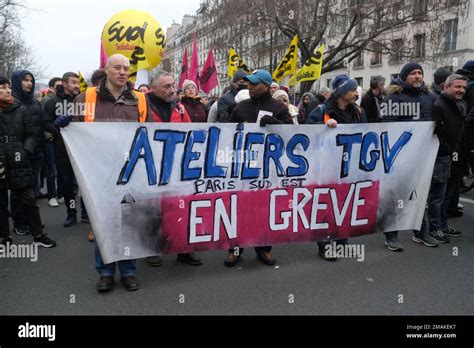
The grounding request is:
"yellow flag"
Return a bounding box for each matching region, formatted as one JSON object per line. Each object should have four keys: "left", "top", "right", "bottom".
{"left": 128, "top": 38, "right": 152, "bottom": 83}
{"left": 227, "top": 47, "right": 251, "bottom": 78}
{"left": 272, "top": 35, "right": 298, "bottom": 82}
{"left": 289, "top": 45, "right": 325, "bottom": 86}
{"left": 78, "top": 71, "right": 89, "bottom": 93}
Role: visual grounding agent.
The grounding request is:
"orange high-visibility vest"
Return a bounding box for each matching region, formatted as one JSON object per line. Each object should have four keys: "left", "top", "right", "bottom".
{"left": 84, "top": 87, "right": 147, "bottom": 122}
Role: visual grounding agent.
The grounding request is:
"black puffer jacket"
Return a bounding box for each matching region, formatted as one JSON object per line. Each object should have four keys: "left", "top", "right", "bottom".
{"left": 42, "top": 90, "right": 75, "bottom": 164}
{"left": 230, "top": 91, "right": 293, "bottom": 124}
{"left": 217, "top": 86, "right": 238, "bottom": 123}
{"left": 433, "top": 93, "right": 467, "bottom": 176}
{"left": 11, "top": 70, "right": 43, "bottom": 155}
{"left": 0, "top": 99, "right": 36, "bottom": 189}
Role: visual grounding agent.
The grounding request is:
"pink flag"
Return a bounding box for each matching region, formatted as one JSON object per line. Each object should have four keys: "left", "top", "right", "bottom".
{"left": 100, "top": 41, "right": 107, "bottom": 69}
{"left": 199, "top": 48, "right": 218, "bottom": 94}
{"left": 178, "top": 48, "right": 189, "bottom": 89}
{"left": 188, "top": 32, "right": 200, "bottom": 89}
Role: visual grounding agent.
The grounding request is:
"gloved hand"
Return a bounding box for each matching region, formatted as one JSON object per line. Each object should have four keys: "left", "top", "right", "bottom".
{"left": 54, "top": 115, "right": 72, "bottom": 128}
{"left": 260, "top": 115, "right": 278, "bottom": 127}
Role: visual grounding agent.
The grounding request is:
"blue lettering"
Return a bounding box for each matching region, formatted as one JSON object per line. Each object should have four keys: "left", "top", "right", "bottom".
{"left": 263, "top": 134, "right": 285, "bottom": 178}
{"left": 359, "top": 132, "right": 380, "bottom": 172}
{"left": 381, "top": 131, "right": 412, "bottom": 173}
{"left": 232, "top": 128, "right": 244, "bottom": 178}
{"left": 336, "top": 133, "right": 363, "bottom": 178}
{"left": 205, "top": 127, "right": 228, "bottom": 178}
{"left": 117, "top": 127, "right": 157, "bottom": 185}
{"left": 154, "top": 130, "right": 186, "bottom": 185}
{"left": 286, "top": 134, "right": 310, "bottom": 177}
{"left": 182, "top": 130, "right": 207, "bottom": 181}
{"left": 241, "top": 132, "right": 264, "bottom": 179}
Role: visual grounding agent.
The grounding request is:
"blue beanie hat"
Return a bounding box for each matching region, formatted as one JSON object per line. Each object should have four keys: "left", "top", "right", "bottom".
{"left": 400, "top": 62, "right": 423, "bottom": 81}
{"left": 332, "top": 75, "right": 358, "bottom": 99}
{"left": 462, "top": 60, "right": 474, "bottom": 74}
{"left": 331, "top": 74, "right": 350, "bottom": 90}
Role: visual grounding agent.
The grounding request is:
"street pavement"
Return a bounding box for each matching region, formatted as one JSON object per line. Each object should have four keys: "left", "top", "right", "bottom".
{"left": 1, "top": 191, "right": 473, "bottom": 316}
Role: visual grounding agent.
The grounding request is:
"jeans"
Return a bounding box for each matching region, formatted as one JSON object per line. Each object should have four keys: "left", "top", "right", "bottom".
{"left": 94, "top": 243, "right": 136, "bottom": 277}
{"left": 31, "top": 152, "right": 45, "bottom": 197}
{"left": 1, "top": 187, "right": 43, "bottom": 238}
{"left": 447, "top": 175, "right": 461, "bottom": 213}
{"left": 45, "top": 140, "right": 57, "bottom": 199}
{"left": 9, "top": 189, "right": 27, "bottom": 227}
{"left": 56, "top": 162, "right": 76, "bottom": 216}
{"left": 427, "top": 156, "right": 451, "bottom": 231}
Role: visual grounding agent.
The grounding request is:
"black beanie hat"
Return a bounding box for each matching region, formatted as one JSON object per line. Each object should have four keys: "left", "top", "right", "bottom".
{"left": 232, "top": 69, "right": 248, "bottom": 83}
{"left": 433, "top": 67, "right": 451, "bottom": 85}
{"left": 400, "top": 62, "right": 423, "bottom": 81}
{"left": 0, "top": 76, "right": 10, "bottom": 86}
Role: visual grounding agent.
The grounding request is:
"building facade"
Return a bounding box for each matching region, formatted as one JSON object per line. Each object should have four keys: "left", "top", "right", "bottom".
{"left": 162, "top": 0, "right": 474, "bottom": 94}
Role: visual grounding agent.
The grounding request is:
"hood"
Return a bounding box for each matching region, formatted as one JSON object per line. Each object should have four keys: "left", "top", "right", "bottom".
{"left": 11, "top": 70, "right": 35, "bottom": 103}
{"left": 387, "top": 78, "right": 431, "bottom": 96}
{"left": 301, "top": 92, "right": 315, "bottom": 102}
{"left": 455, "top": 68, "right": 474, "bottom": 81}
{"left": 431, "top": 82, "right": 443, "bottom": 95}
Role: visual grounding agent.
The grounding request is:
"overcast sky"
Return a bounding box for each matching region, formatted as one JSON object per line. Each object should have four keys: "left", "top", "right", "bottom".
{"left": 22, "top": 0, "right": 201, "bottom": 82}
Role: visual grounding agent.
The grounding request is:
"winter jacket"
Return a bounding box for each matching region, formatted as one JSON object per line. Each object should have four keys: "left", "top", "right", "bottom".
{"left": 147, "top": 94, "right": 191, "bottom": 123}
{"left": 181, "top": 96, "right": 208, "bottom": 123}
{"left": 432, "top": 93, "right": 467, "bottom": 176}
{"left": 430, "top": 82, "right": 443, "bottom": 98}
{"left": 230, "top": 91, "right": 293, "bottom": 124}
{"left": 360, "top": 89, "right": 383, "bottom": 123}
{"left": 11, "top": 70, "right": 44, "bottom": 155}
{"left": 42, "top": 90, "right": 75, "bottom": 164}
{"left": 305, "top": 94, "right": 367, "bottom": 125}
{"left": 0, "top": 99, "right": 37, "bottom": 189}
{"left": 74, "top": 79, "right": 152, "bottom": 122}
{"left": 455, "top": 68, "right": 474, "bottom": 113}
{"left": 383, "top": 78, "right": 436, "bottom": 122}
{"left": 456, "top": 68, "right": 474, "bottom": 152}
{"left": 207, "top": 101, "right": 219, "bottom": 123}
{"left": 297, "top": 92, "right": 320, "bottom": 123}
{"left": 217, "top": 86, "right": 239, "bottom": 123}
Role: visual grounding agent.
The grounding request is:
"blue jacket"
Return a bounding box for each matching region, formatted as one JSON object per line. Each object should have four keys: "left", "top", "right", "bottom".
{"left": 382, "top": 78, "right": 436, "bottom": 122}
{"left": 305, "top": 95, "right": 367, "bottom": 124}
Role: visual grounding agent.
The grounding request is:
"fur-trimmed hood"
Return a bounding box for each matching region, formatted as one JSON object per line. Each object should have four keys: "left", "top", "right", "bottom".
{"left": 387, "top": 78, "right": 431, "bottom": 96}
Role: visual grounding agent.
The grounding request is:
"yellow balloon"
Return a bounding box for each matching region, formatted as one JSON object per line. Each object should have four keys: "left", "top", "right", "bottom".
{"left": 101, "top": 9, "right": 166, "bottom": 72}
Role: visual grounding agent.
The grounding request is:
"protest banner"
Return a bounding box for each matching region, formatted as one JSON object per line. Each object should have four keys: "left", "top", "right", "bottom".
{"left": 62, "top": 122, "right": 438, "bottom": 263}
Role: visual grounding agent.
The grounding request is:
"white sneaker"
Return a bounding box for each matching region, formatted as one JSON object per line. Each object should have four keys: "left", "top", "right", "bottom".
{"left": 57, "top": 197, "right": 65, "bottom": 204}
{"left": 48, "top": 198, "right": 59, "bottom": 207}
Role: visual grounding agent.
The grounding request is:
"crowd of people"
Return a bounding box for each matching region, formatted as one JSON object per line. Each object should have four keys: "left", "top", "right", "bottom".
{"left": 1, "top": 53, "right": 473, "bottom": 293}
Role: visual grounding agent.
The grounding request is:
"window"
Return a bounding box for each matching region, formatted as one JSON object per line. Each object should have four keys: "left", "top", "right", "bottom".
{"left": 445, "top": 18, "right": 458, "bottom": 52}
{"left": 391, "top": 73, "right": 400, "bottom": 81}
{"left": 376, "top": 8, "right": 388, "bottom": 29}
{"left": 447, "top": 0, "right": 460, "bottom": 7}
{"left": 413, "top": 34, "right": 426, "bottom": 59}
{"left": 414, "top": 0, "right": 428, "bottom": 19}
{"left": 391, "top": 1, "right": 404, "bottom": 22}
{"left": 390, "top": 39, "right": 404, "bottom": 63}
{"left": 354, "top": 50, "right": 364, "bottom": 67}
{"left": 327, "top": 79, "right": 332, "bottom": 89}
{"left": 355, "top": 77, "right": 363, "bottom": 88}
{"left": 370, "top": 43, "right": 382, "bottom": 65}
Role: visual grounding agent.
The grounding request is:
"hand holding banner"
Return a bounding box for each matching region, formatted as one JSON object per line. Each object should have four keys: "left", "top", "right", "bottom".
{"left": 62, "top": 122, "right": 438, "bottom": 263}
